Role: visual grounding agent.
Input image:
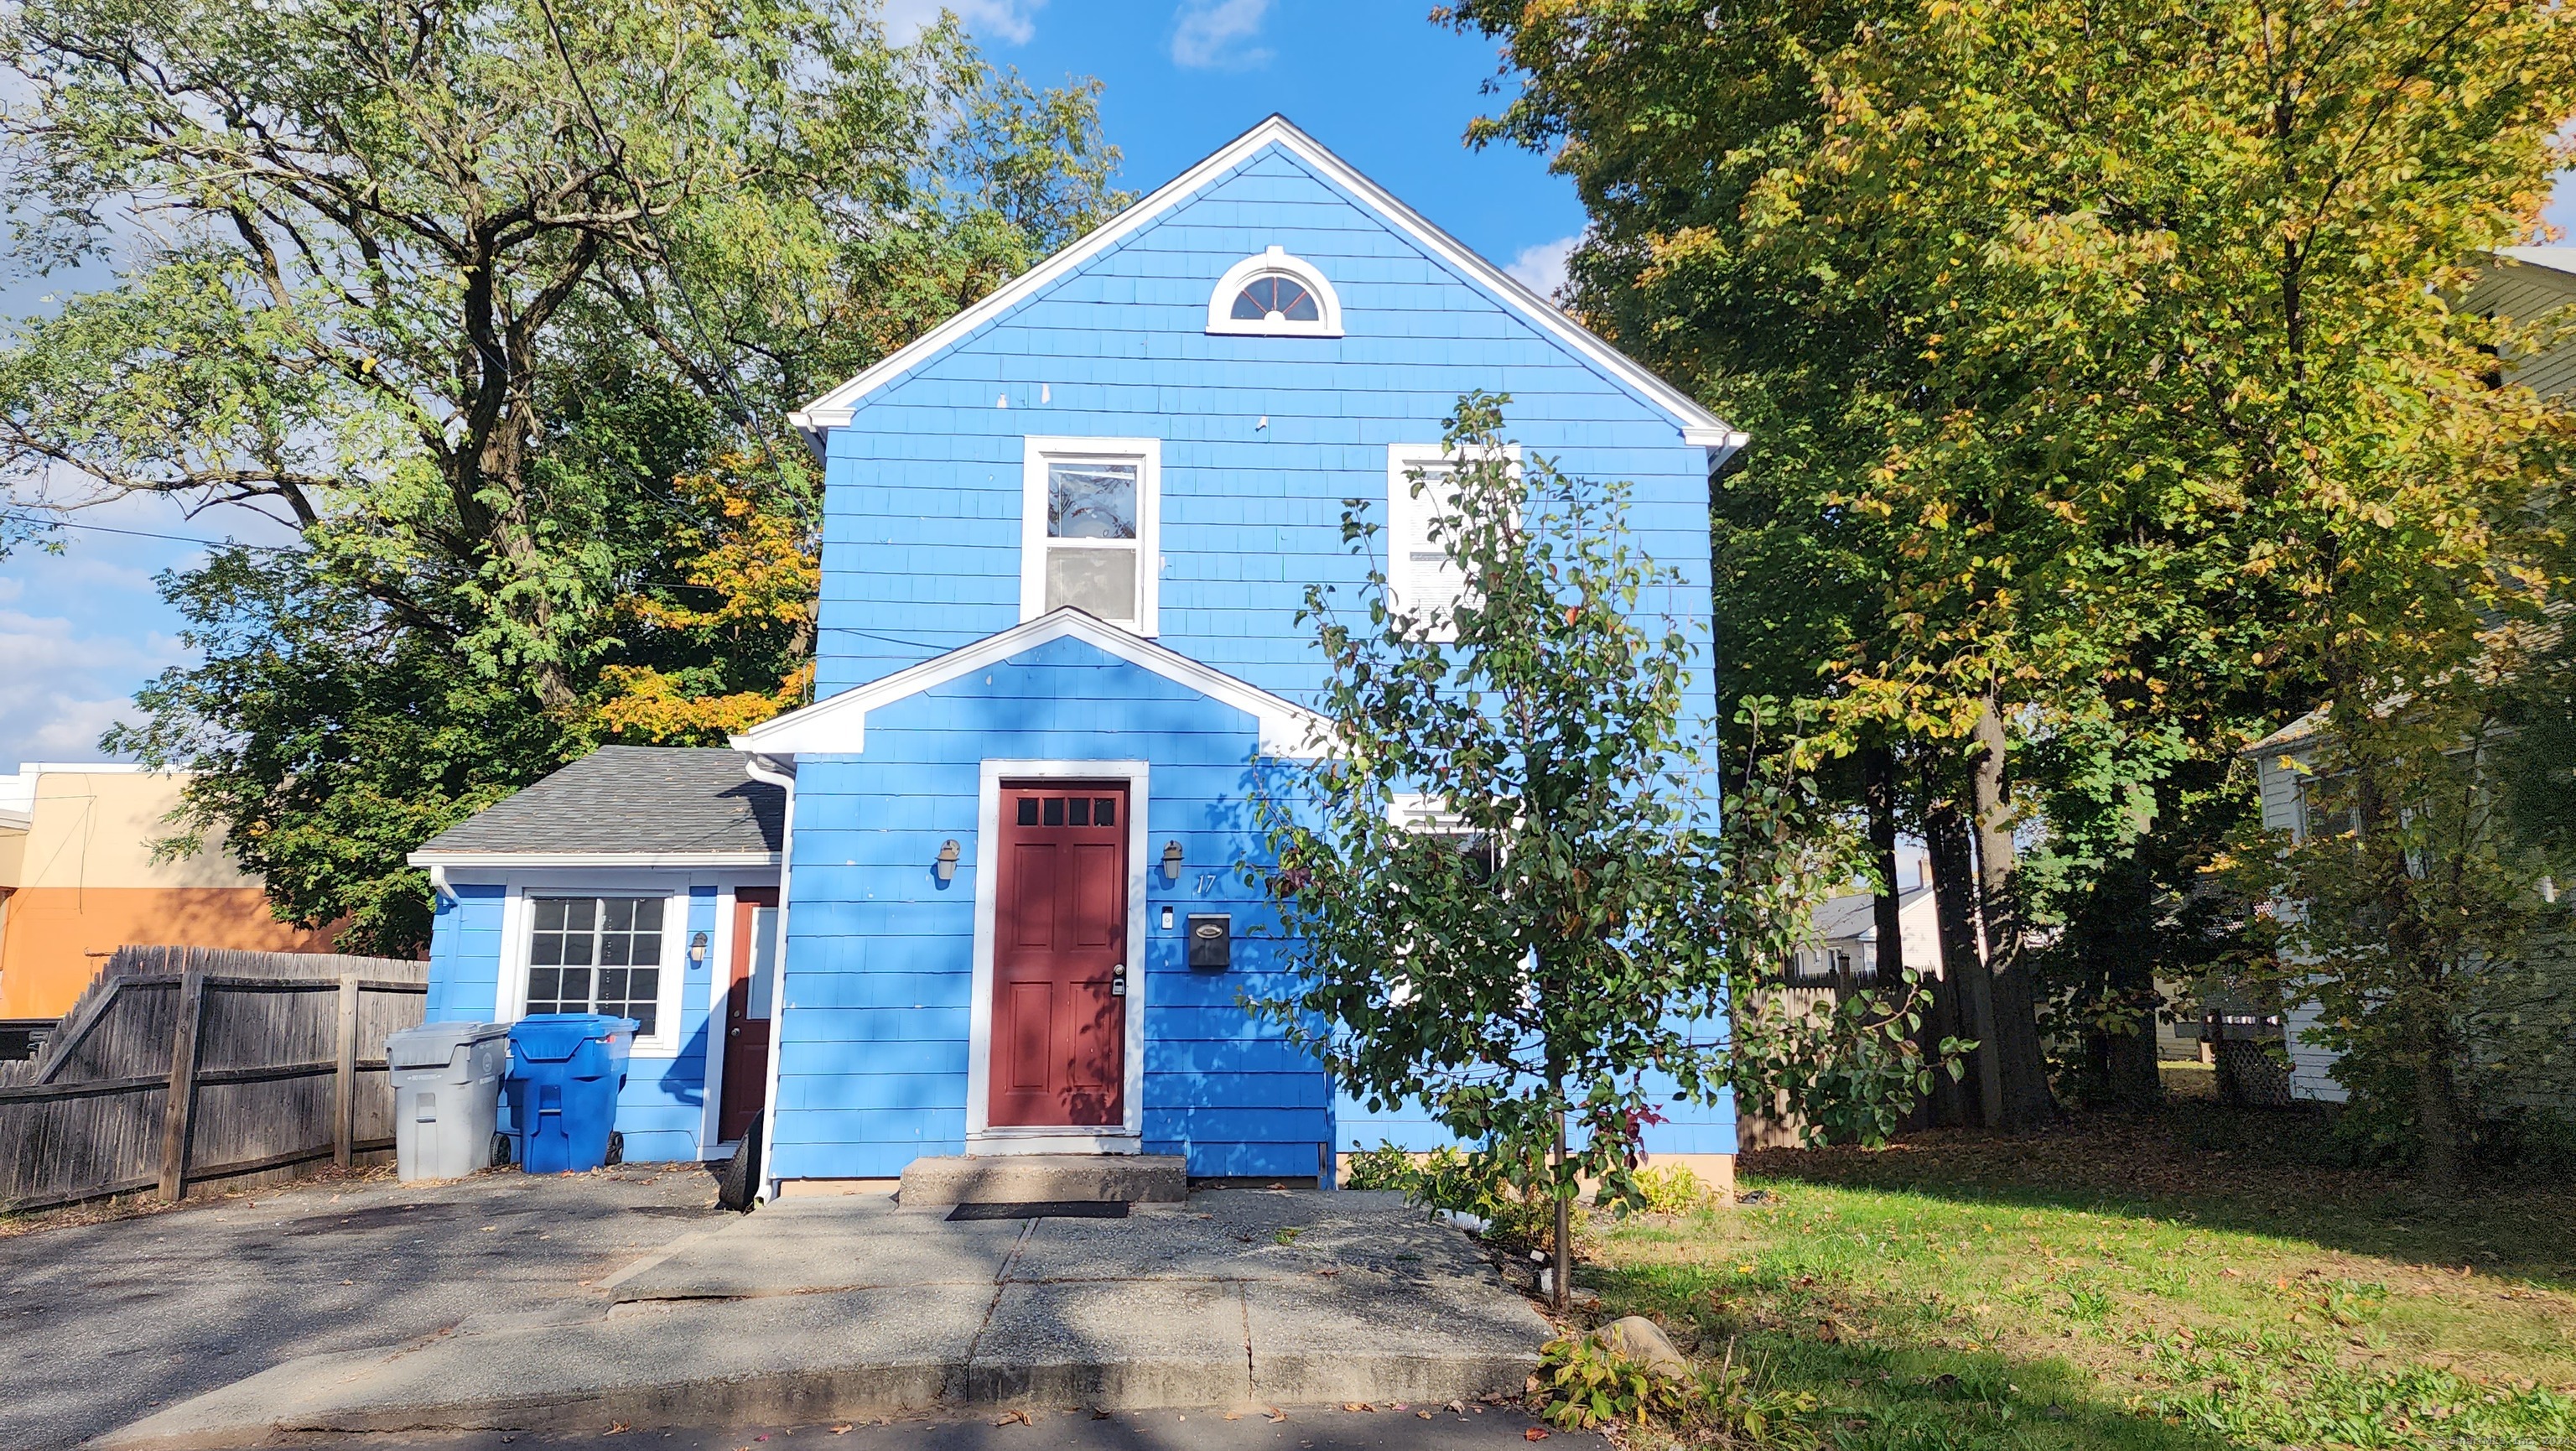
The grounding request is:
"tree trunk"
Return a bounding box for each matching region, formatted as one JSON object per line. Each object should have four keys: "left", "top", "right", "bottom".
{"left": 1926, "top": 801, "right": 1996, "bottom": 1128}
{"left": 1550, "top": 1105, "right": 1572, "bottom": 1313}
{"left": 2413, "top": 1046, "right": 2462, "bottom": 1194}
{"left": 2097, "top": 947, "right": 2165, "bottom": 1109}
{"left": 1863, "top": 744, "right": 1907, "bottom": 986}
{"left": 1971, "top": 695, "right": 2058, "bottom": 1131}
{"left": 1864, "top": 745, "right": 1932, "bottom": 1129}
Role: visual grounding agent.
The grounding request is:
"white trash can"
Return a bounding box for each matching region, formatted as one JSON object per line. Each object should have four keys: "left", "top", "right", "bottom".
{"left": 387, "top": 1022, "right": 511, "bottom": 1182}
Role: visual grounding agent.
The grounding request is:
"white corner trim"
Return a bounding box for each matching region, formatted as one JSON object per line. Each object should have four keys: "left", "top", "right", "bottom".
{"left": 730, "top": 608, "right": 1333, "bottom": 759}
{"left": 745, "top": 756, "right": 797, "bottom": 1203}
{"left": 408, "top": 850, "right": 780, "bottom": 869}
{"left": 696, "top": 886, "right": 740, "bottom": 1158}
{"left": 784, "top": 114, "right": 1732, "bottom": 447}
{"left": 964, "top": 760, "right": 1150, "bottom": 1147}
{"left": 1021, "top": 436, "right": 1161, "bottom": 637}
{"left": 1205, "top": 245, "right": 1344, "bottom": 337}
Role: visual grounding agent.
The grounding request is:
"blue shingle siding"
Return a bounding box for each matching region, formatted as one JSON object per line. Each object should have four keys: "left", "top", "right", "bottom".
{"left": 810, "top": 143, "right": 1716, "bottom": 716}
{"left": 425, "top": 884, "right": 506, "bottom": 1023}
{"left": 766, "top": 635, "right": 1332, "bottom": 1181}
{"left": 773, "top": 136, "right": 1734, "bottom": 1180}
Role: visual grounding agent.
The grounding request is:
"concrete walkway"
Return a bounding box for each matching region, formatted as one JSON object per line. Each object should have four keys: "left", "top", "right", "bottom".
{"left": 98, "top": 1190, "right": 1550, "bottom": 1449}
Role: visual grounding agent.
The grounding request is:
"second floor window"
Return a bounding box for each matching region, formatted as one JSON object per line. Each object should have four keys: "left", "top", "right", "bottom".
{"left": 1023, "top": 437, "right": 1160, "bottom": 634}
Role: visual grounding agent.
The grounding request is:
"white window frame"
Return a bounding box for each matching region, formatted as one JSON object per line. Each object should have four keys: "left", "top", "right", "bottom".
{"left": 1205, "top": 246, "right": 1345, "bottom": 337}
{"left": 1385, "top": 443, "right": 1520, "bottom": 642}
{"left": 497, "top": 882, "right": 690, "bottom": 1058}
{"left": 1021, "top": 436, "right": 1161, "bottom": 637}
{"left": 964, "top": 758, "right": 1151, "bottom": 1153}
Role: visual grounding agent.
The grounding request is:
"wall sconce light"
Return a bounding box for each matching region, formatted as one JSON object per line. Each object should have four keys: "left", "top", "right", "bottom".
{"left": 1161, "top": 840, "right": 1185, "bottom": 884}
{"left": 936, "top": 839, "right": 962, "bottom": 883}
{"left": 688, "top": 931, "right": 709, "bottom": 965}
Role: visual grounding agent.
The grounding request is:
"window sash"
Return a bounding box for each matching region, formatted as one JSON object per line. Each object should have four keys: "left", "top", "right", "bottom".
{"left": 1023, "top": 438, "right": 1159, "bottom": 634}
{"left": 524, "top": 895, "right": 667, "bottom": 1038}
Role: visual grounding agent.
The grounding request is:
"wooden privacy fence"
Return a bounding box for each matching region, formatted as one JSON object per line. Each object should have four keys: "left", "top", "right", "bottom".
{"left": 0, "top": 946, "right": 427, "bottom": 1211}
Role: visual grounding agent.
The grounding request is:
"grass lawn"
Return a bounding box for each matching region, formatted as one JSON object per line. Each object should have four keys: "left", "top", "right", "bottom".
{"left": 1576, "top": 1068, "right": 2576, "bottom": 1449}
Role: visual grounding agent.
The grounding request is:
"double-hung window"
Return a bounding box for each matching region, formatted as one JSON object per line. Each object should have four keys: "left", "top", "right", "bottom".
{"left": 1023, "top": 437, "right": 1160, "bottom": 634}
{"left": 524, "top": 895, "right": 669, "bottom": 1039}
{"left": 1385, "top": 444, "right": 1519, "bottom": 642}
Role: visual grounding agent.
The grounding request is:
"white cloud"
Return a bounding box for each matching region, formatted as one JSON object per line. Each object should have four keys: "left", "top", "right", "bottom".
{"left": 0, "top": 612, "right": 174, "bottom": 767}
{"left": 1505, "top": 235, "right": 1581, "bottom": 302}
{"left": 1171, "top": 0, "right": 1272, "bottom": 70}
{"left": 880, "top": 0, "right": 1044, "bottom": 46}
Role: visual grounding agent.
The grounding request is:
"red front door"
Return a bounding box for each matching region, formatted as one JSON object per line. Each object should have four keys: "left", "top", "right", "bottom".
{"left": 990, "top": 782, "right": 1129, "bottom": 1127}
{"left": 719, "top": 888, "right": 779, "bottom": 1142}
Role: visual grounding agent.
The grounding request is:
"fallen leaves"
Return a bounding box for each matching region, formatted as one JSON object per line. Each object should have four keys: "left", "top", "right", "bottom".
{"left": 993, "top": 1410, "right": 1032, "bottom": 1427}
{"left": 828, "top": 1426, "right": 852, "bottom": 1436}
{"left": 1524, "top": 1428, "right": 1550, "bottom": 1441}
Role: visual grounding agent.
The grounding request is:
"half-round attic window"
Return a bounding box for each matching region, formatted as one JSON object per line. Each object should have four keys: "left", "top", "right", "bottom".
{"left": 1233, "top": 274, "right": 1320, "bottom": 323}
{"left": 1207, "top": 246, "right": 1343, "bottom": 337}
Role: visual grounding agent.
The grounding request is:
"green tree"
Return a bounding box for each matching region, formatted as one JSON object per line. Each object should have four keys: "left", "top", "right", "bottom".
{"left": 1254, "top": 395, "right": 1939, "bottom": 1311}
{"left": 8, "top": 0, "right": 1122, "bottom": 950}
{"left": 1444, "top": 0, "right": 2576, "bottom": 1142}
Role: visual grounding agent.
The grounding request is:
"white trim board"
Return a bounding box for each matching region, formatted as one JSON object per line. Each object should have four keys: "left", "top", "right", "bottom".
{"left": 408, "top": 850, "right": 779, "bottom": 869}
{"left": 963, "top": 759, "right": 1151, "bottom": 1153}
{"left": 697, "top": 886, "right": 737, "bottom": 1156}
{"left": 730, "top": 607, "right": 1332, "bottom": 759}
{"left": 785, "top": 114, "right": 1744, "bottom": 460}
{"left": 745, "top": 755, "right": 798, "bottom": 1201}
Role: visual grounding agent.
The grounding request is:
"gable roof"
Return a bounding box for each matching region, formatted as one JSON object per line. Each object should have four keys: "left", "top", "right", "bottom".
{"left": 732, "top": 608, "right": 1332, "bottom": 759}
{"left": 787, "top": 115, "right": 1743, "bottom": 457}
{"left": 1810, "top": 885, "right": 1935, "bottom": 943}
{"left": 409, "top": 746, "right": 784, "bottom": 866}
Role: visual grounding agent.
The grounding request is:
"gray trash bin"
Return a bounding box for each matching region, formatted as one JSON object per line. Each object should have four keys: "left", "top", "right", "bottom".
{"left": 387, "top": 1022, "right": 511, "bottom": 1182}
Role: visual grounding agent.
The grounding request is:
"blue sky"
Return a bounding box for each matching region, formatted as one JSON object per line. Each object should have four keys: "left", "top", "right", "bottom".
{"left": 1, "top": 0, "right": 2570, "bottom": 773}
{"left": 0, "top": 0, "right": 1583, "bottom": 772}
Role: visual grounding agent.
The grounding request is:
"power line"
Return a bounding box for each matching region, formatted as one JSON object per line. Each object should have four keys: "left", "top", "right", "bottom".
{"left": 0, "top": 510, "right": 295, "bottom": 553}
{"left": 529, "top": 0, "right": 808, "bottom": 507}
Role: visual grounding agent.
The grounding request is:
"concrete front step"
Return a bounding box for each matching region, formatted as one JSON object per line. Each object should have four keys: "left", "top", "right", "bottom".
{"left": 900, "top": 1152, "right": 1187, "bottom": 1206}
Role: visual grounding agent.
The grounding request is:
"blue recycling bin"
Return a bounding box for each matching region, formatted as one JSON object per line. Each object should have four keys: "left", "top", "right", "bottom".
{"left": 504, "top": 1014, "right": 636, "bottom": 1173}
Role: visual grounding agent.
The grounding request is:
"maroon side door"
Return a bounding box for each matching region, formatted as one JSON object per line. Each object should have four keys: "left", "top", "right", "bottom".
{"left": 718, "top": 887, "right": 779, "bottom": 1143}
{"left": 989, "top": 782, "right": 1129, "bottom": 1127}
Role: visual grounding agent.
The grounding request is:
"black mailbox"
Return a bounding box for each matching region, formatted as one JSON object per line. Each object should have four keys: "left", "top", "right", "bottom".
{"left": 1186, "top": 913, "right": 1232, "bottom": 970}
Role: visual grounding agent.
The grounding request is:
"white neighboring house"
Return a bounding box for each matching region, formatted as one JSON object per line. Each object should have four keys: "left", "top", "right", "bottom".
{"left": 2240, "top": 710, "right": 2346, "bottom": 1102}
{"left": 2238, "top": 244, "right": 2576, "bottom": 1105}
{"left": 1789, "top": 883, "right": 1940, "bottom": 986}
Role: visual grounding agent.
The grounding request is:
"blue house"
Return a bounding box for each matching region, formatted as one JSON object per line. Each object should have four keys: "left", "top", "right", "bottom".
{"left": 409, "top": 117, "right": 1744, "bottom": 1198}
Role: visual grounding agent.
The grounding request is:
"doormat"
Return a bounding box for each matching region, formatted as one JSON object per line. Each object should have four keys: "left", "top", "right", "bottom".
{"left": 946, "top": 1200, "right": 1130, "bottom": 1220}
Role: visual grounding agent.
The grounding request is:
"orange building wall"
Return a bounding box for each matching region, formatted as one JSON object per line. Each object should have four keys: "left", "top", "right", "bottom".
{"left": 0, "top": 886, "right": 340, "bottom": 1018}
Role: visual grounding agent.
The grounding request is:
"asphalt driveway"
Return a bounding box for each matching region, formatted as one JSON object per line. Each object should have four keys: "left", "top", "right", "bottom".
{"left": 0, "top": 1164, "right": 728, "bottom": 1451}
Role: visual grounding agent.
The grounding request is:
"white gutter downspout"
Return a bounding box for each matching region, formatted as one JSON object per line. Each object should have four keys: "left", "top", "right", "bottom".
{"left": 740, "top": 752, "right": 797, "bottom": 1204}
{"left": 426, "top": 862, "right": 454, "bottom": 902}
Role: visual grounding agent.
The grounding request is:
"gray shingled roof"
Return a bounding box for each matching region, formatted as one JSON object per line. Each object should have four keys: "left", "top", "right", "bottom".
{"left": 413, "top": 747, "right": 783, "bottom": 859}
{"left": 1810, "top": 884, "right": 1933, "bottom": 942}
